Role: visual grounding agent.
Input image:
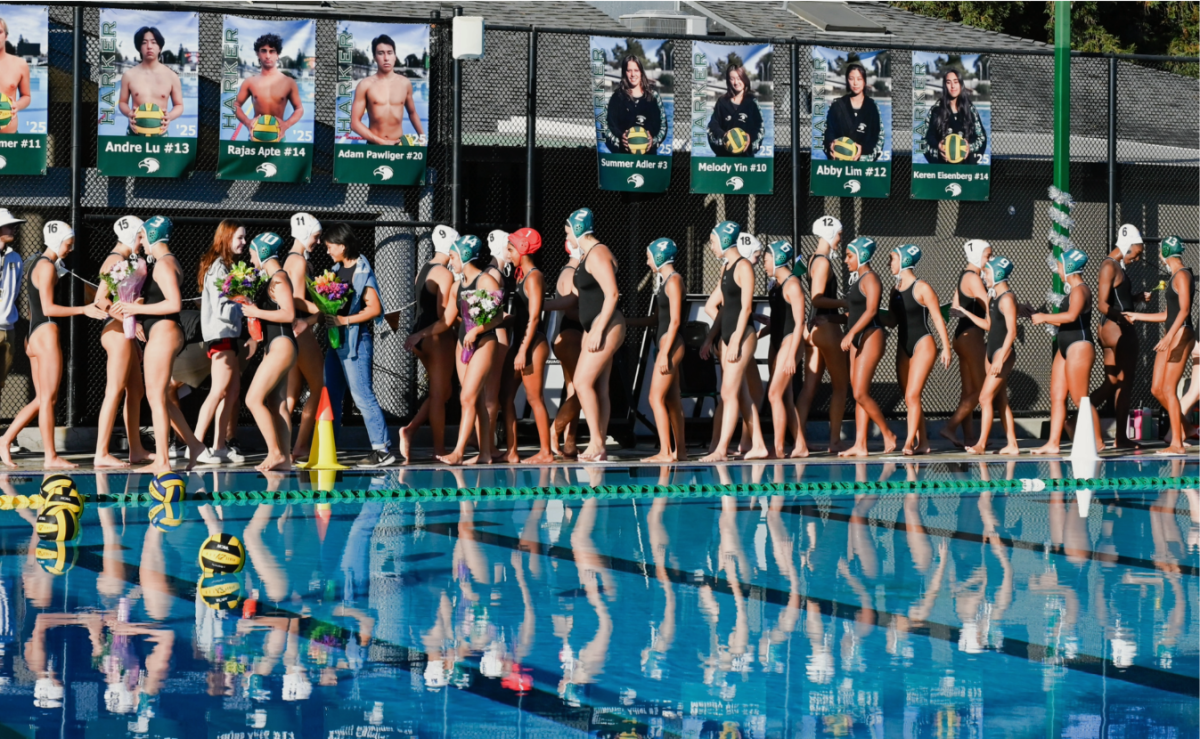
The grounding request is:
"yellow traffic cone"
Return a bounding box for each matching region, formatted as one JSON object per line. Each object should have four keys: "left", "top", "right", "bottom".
{"left": 302, "top": 388, "right": 345, "bottom": 470}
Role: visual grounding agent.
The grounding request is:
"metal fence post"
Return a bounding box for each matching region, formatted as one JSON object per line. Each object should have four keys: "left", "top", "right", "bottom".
{"left": 1107, "top": 55, "right": 1117, "bottom": 250}
{"left": 790, "top": 40, "right": 801, "bottom": 249}
{"left": 525, "top": 29, "right": 537, "bottom": 227}
{"left": 451, "top": 6, "right": 464, "bottom": 231}
{"left": 67, "top": 5, "right": 84, "bottom": 427}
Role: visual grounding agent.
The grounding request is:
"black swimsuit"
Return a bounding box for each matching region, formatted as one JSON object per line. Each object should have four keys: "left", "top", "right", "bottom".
{"left": 986, "top": 291, "right": 1013, "bottom": 363}
{"left": 457, "top": 273, "right": 497, "bottom": 346}
{"left": 808, "top": 254, "right": 840, "bottom": 319}
{"left": 413, "top": 261, "right": 441, "bottom": 334}
{"left": 846, "top": 273, "right": 880, "bottom": 350}
{"left": 26, "top": 255, "right": 54, "bottom": 336}
{"left": 511, "top": 268, "right": 546, "bottom": 353}
{"left": 575, "top": 251, "right": 619, "bottom": 332}
{"left": 1099, "top": 257, "right": 1135, "bottom": 327}
{"left": 891, "top": 282, "right": 932, "bottom": 358}
{"left": 257, "top": 271, "right": 297, "bottom": 351}
{"left": 557, "top": 266, "right": 585, "bottom": 335}
{"left": 142, "top": 257, "right": 182, "bottom": 338}
{"left": 767, "top": 275, "right": 797, "bottom": 354}
{"left": 720, "top": 258, "right": 747, "bottom": 346}
{"left": 655, "top": 272, "right": 680, "bottom": 346}
{"left": 953, "top": 270, "right": 986, "bottom": 337}
{"left": 1165, "top": 267, "right": 1196, "bottom": 334}
{"left": 1056, "top": 296, "right": 1093, "bottom": 359}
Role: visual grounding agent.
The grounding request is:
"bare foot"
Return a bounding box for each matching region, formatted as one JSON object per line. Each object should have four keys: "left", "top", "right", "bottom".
{"left": 44, "top": 456, "right": 78, "bottom": 470}
{"left": 522, "top": 450, "right": 555, "bottom": 464}
{"left": 464, "top": 454, "right": 489, "bottom": 466}
{"left": 398, "top": 426, "right": 414, "bottom": 462}
{"left": 938, "top": 427, "right": 966, "bottom": 449}
{"left": 1031, "top": 444, "right": 1059, "bottom": 455}
{"left": 0, "top": 444, "right": 14, "bottom": 469}
{"left": 292, "top": 445, "right": 311, "bottom": 461}
{"left": 1157, "top": 445, "right": 1188, "bottom": 456}
{"left": 504, "top": 450, "right": 521, "bottom": 464}
{"left": 997, "top": 444, "right": 1020, "bottom": 456}
{"left": 964, "top": 444, "right": 986, "bottom": 455}
{"left": 902, "top": 445, "right": 916, "bottom": 457}
{"left": 561, "top": 444, "right": 579, "bottom": 460}
{"left": 643, "top": 452, "right": 676, "bottom": 463}
{"left": 256, "top": 454, "right": 291, "bottom": 472}
{"left": 790, "top": 445, "right": 810, "bottom": 459}
{"left": 916, "top": 444, "right": 932, "bottom": 455}
{"left": 699, "top": 450, "right": 728, "bottom": 462}
{"left": 743, "top": 446, "right": 772, "bottom": 460}
{"left": 140, "top": 458, "right": 173, "bottom": 475}
{"left": 436, "top": 451, "right": 464, "bottom": 466}
{"left": 837, "top": 446, "right": 868, "bottom": 458}
{"left": 93, "top": 454, "right": 129, "bottom": 469}
{"left": 881, "top": 434, "right": 899, "bottom": 455}
{"left": 128, "top": 451, "right": 153, "bottom": 465}
{"left": 827, "top": 441, "right": 846, "bottom": 455}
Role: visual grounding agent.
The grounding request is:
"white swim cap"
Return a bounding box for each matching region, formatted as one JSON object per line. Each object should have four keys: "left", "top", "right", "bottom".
{"left": 290, "top": 212, "right": 321, "bottom": 241}
{"left": 113, "top": 215, "right": 143, "bottom": 248}
{"left": 812, "top": 216, "right": 842, "bottom": 244}
{"left": 963, "top": 239, "right": 991, "bottom": 268}
{"left": 1116, "top": 224, "right": 1142, "bottom": 256}
{"left": 736, "top": 232, "right": 763, "bottom": 261}
{"left": 432, "top": 224, "right": 458, "bottom": 255}
{"left": 43, "top": 221, "right": 73, "bottom": 256}
{"left": 487, "top": 229, "right": 510, "bottom": 265}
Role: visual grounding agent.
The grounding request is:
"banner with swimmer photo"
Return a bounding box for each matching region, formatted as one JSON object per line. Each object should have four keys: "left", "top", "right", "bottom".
{"left": 810, "top": 47, "right": 892, "bottom": 199}
{"left": 0, "top": 4, "right": 48, "bottom": 175}
{"left": 911, "top": 51, "right": 991, "bottom": 201}
{"left": 217, "top": 15, "right": 315, "bottom": 182}
{"left": 334, "top": 21, "right": 429, "bottom": 186}
{"left": 690, "top": 40, "right": 774, "bottom": 195}
{"left": 97, "top": 9, "right": 198, "bottom": 178}
{"left": 590, "top": 36, "right": 675, "bottom": 193}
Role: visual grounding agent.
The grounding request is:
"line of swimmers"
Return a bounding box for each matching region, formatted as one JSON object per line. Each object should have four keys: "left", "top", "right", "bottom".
{"left": 403, "top": 210, "right": 1197, "bottom": 464}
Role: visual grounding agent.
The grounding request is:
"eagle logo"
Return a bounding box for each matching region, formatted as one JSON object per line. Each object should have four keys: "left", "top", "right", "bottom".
{"left": 137, "top": 157, "right": 160, "bottom": 174}
{"left": 374, "top": 165, "right": 394, "bottom": 181}
{"left": 256, "top": 162, "right": 278, "bottom": 178}
{"left": 844, "top": 179, "right": 862, "bottom": 194}
{"left": 627, "top": 174, "right": 644, "bottom": 188}
{"left": 737, "top": 113, "right": 748, "bottom": 122}
{"left": 857, "top": 123, "right": 866, "bottom": 133}
{"left": 945, "top": 183, "right": 962, "bottom": 197}
{"left": 0, "top": 156, "right": 7, "bottom": 170}
{"left": 726, "top": 176, "right": 744, "bottom": 191}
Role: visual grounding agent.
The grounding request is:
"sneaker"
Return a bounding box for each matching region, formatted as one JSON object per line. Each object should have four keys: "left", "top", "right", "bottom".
{"left": 208, "top": 446, "right": 245, "bottom": 464}
{"left": 226, "top": 439, "right": 245, "bottom": 462}
{"left": 357, "top": 450, "right": 396, "bottom": 468}
{"left": 195, "top": 447, "right": 222, "bottom": 465}
{"left": 168, "top": 442, "right": 187, "bottom": 460}
{"left": 8, "top": 442, "right": 28, "bottom": 455}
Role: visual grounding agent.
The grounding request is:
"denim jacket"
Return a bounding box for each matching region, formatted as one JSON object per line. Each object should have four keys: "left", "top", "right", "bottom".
{"left": 332, "top": 255, "right": 387, "bottom": 359}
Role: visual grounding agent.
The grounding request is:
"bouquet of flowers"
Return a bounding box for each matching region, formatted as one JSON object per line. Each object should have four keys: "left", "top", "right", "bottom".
{"left": 307, "top": 271, "right": 353, "bottom": 348}
{"left": 215, "top": 261, "right": 265, "bottom": 341}
{"left": 100, "top": 254, "right": 147, "bottom": 339}
{"left": 459, "top": 288, "right": 504, "bottom": 363}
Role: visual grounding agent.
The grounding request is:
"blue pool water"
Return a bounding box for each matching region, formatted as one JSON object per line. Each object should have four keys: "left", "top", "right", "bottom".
{"left": 0, "top": 461, "right": 1195, "bottom": 738}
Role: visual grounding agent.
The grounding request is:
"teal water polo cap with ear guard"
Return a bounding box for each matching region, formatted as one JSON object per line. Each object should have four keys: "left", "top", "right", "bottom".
{"left": 893, "top": 244, "right": 922, "bottom": 270}
{"left": 768, "top": 239, "right": 794, "bottom": 268}
{"left": 712, "top": 221, "right": 740, "bottom": 251}
{"left": 847, "top": 236, "right": 877, "bottom": 263}
{"left": 452, "top": 235, "right": 483, "bottom": 263}
{"left": 141, "top": 215, "right": 172, "bottom": 245}
{"left": 250, "top": 232, "right": 284, "bottom": 262}
{"left": 1160, "top": 235, "right": 1185, "bottom": 259}
{"left": 1059, "top": 248, "right": 1088, "bottom": 277}
{"left": 648, "top": 238, "right": 677, "bottom": 269}
{"left": 567, "top": 209, "right": 594, "bottom": 239}
{"left": 985, "top": 256, "right": 1013, "bottom": 283}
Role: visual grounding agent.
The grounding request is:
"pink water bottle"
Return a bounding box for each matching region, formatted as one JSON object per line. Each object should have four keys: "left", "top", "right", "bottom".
{"left": 1129, "top": 409, "right": 1142, "bottom": 440}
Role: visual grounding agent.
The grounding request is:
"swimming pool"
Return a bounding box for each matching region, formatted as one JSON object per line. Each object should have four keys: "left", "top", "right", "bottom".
{"left": 0, "top": 461, "right": 1195, "bottom": 738}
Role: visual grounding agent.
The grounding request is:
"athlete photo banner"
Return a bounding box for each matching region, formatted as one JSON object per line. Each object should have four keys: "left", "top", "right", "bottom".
{"left": 690, "top": 40, "right": 774, "bottom": 195}
{"left": 334, "top": 22, "right": 429, "bottom": 186}
{"left": 912, "top": 52, "right": 991, "bottom": 201}
{"left": 218, "top": 16, "right": 315, "bottom": 182}
{"left": 97, "top": 9, "right": 198, "bottom": 178}
{"left": 590, "top": 36, "right": 674, "bottom": 193}
{"left": 0, "top": 4, "right": 48, "bottom": 175}
{"left": 810, "top": 47, "right": 892, "bottom": 199}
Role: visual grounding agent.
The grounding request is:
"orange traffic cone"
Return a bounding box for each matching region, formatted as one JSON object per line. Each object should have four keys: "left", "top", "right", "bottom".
{"left": 302, "top": 388, "right": 345, "bottom": 470}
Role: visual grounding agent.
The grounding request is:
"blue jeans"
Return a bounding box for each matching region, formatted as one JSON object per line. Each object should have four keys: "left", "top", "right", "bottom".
{"left": 324, "top": 331, "right": 390, "bottom": 451}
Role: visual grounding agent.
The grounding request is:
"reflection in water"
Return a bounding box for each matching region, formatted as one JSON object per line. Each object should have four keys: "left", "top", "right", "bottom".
{"left": 0, "top": 464, "right": 1195, "bottom": 738}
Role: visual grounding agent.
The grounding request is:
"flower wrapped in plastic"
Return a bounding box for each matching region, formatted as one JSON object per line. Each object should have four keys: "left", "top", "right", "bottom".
{"left": 307, "top": 271, "right": 353, "bottom": 348}
{"left": 459, "top": 289, "right": 504, "bottom": 363}
{"left": 100, "top": 254, "right": 147, "bottom": 339}
{"left": 215, "top": 261, "right": 266, "bottom": 341}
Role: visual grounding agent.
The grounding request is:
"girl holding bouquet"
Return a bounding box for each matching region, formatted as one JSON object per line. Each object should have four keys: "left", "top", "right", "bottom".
{"left": 90, "top": 215, "right": 151, "bottom": 468}
{"left": 320, "top": 223, "right": 394, "bottom": 467}
{"left": 484, "top": 230, "right": 513, "bottom": 459}
{"left": 283, "top": 212, "right": 324, "bottom": 462}
{"left": 437, "top": 235, "right": 505, "bottom": 466}
{"left": 239, "top": 232, "right": 297, "bottom": 472}
{"left": 501, "top": 227, "right": 553, "bottom": 464}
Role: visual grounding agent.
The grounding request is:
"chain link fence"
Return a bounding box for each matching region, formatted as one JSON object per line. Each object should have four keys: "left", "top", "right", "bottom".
{"left": 0, "top": 7, "right": 1194, "bottom": 433}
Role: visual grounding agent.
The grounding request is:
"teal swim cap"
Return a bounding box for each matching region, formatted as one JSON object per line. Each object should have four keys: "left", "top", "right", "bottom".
{"left": 768, "top": 240, "right": 795, "bottom": 269}
{"left": 451, "top": 235, "right": 483, "bottom": 264}
{"left": 985, "top": 256, "right": 1013, "bottom": 283}
{"left": 847, "top": 236, "right": 877, "bottom": 264}
{"left": 1160, "top": 235, "right": 1185, "bottom": 259}
{"left": 893, "top": 244, "right": 922, "bottom": 270}
{"left": 141, "top": 215, "right": 172, "bottom": 245}
{"left": 1059, "top": 248, "right": 1088, "bottom": 277}
{"left": 567, "top": 209, "right": 594, "bottom": 239}
{"left": 712, "top": 221, "right": 741, "bottom": 251}
{"left": 250, "top": 232, "right": 283, "bottom": 262}
{"left": 648, "top": 238, "right": 677, "bottom": 269}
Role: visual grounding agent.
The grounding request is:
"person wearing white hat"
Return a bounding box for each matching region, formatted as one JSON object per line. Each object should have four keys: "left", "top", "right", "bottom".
{"left": 0, "top": 221, "right": 106, "bottom": 469}
{"left": 399, "top": 224, "right": 459, "bottom": 461}
{"left": 0, "top": 208, "right": 25, "bottom": 419}
{"left": 794, "top": 215, "right": 850, "bottom": 455}
{"left": 482, "top": 229, "right": 513, "bottom": 457}
{"left": 90, "top": 214, "right": 152, "bottom": 467}
{"left": 941, "top": 239, "right": 992, "bottom": 447}
{"left": 1089, "top": 224, "right": 1149, "bottom": 448}
{"left": 282, "top": 212, "right": 324, "bottom": 461}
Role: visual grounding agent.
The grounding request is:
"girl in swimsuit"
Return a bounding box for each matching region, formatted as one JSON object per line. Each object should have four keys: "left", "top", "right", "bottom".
{"left": 700, "top": 222, "right": 768, "bottom": 462}
{"left": 401, "top": 224, "right": 459, "bottom": 461}
{"left": 838, "top": 237, "right": 897, "bottom": 457}
{"left": 962, "top": 257, "right": 1019, "bottom": 455}
{"left": 566, "top": 209, "right": 626, "bottom": 462}
{"left": 543, "top": 238, "right": 585, "bottom": 458}
{"left": 794, "top": 216, "right": 850, "bottom": 455}
{"left": 1123, "top": 236, "right": 1196, "bottom": 455}
{"left": 501, "top": 228, "right": 554, "bottom": 463}
{"left": 940, "top": 239, "right": 991, "bottom": 447}
{"left": 282, "top": 212, "right": 323, "bottom": 461}
{"left": 882, "top": 244, "right": 951, "bottom": 455}
{"left": 437, "top": 235, "right": 505, "bottom": 466}
{"left": 0, "top": 222, "right": 107, "bottom": 469}
{"left": 764, "top": 239, "right": 807, "bottom": 458}
{"left": 1090, "top": 224, "right": 1149, "bottom": 449}
{"left": 1030, "top": 248, "right": 1105, "bottom": 455}
{"left": 110, "top": 216, "right": 205, "bottom": 472}
{"left": 90, "top": 215, "right": 150, "bottom": 468}
{"left": 485, "top": 230, "right": 514, "bottom": 459}
{"left": 239, "top": 232, "right": 297, "bottom": 472}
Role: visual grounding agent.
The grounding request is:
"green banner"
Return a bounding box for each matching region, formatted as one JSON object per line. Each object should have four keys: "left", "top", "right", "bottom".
{"left": 912, "top": 162, "right": 990, "bottom": 200}
{"left": 809, "top": 160, "right": 891, "bottom": 198}
{"left": 217, "top": 141, "right": 313, "bottom": 182}
{"left": 0, "top": 134, "right": 46, "bottom": 175}
{"left": 97, "top": 135, "right": 195, "bottom": 178}
{"left": 334, "top": 143, "right": 425, "bottom": 185}
{"left": 690, "top": 156, "right": 772, "bottom": 195}
{"left": 598, "top": 152, "right": 671, "bottom": 191}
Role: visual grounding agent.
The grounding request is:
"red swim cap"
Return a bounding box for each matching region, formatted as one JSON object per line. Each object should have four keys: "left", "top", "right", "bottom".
{"left": 509, "top": 228, "right": 542, "bottom": 256}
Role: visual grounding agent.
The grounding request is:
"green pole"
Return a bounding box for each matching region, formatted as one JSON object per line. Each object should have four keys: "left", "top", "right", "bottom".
{"left": 1051, "top": 0, "right": 1071, "bottom": 304}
